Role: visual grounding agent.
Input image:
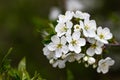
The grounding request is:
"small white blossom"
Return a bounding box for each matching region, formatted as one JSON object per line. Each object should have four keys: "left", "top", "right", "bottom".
{"left": 80, "top": 19, "right": 96, "bottom": 37}
{"left": 74, "top": 11, "right": 90, "bottom": 20}
{"left": 88, "top": 57, "right": 96, "bottom": 65}
{"left": 64, "top": 52, "right": 85, "bottom": 62}
{"left": 83, "top": 56, "right": 95, "bottom": 65}
{"left": 57, "top": 11, "right": 74, "bottom": 23}
{"left": 86, "top": 38, "right": 104, "bottom": 56}
{"left": 95, "top": 27, "right": 113, "bottom": 44}
{"left": 43, "top": 46, "right": 57, "bottom": 59}
{"left": 55, "top": 21, "right": 73, "bottom": 37}
{"left": 49, "top": 7, "right": 61, "bottom": 20}
{"left": 83, "top": 56, "right": 89, "bottom": 61}
{"left": 74, "top": 24, "right": 82, "bottom": 32}
{"left": 52, "top": 60, "right": 66, "bottom": 69}
{"left": 97, "top": 57, "right": 115, "bottom": 74}
{"left": 47, "top": 35, "right": 69, "bottom": 58}
{"left": 66, "top": 31, "right": 86, "bottom": 53}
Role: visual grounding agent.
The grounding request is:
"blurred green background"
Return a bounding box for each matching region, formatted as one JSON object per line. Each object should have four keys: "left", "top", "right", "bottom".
{"left": 0, "top": 0, "right": 120, "bottom": 80}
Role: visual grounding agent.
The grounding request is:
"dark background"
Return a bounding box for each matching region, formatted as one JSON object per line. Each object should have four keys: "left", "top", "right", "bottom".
{"left": 0, "top": 0, "right": 120, "bottom": 80}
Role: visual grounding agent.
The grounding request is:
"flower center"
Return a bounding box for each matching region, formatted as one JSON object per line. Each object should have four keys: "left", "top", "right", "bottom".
{"left": 75, "top": 25, "right": 80, "bottom": 29}
{"left": 101, "top": 62, "right": 107, "bottom": 67}
{"left": 99, "top": 34, "right": 104, "bottom": 39}
{"left": 71, "top": 40, "right": 77, "bottom": 46}
{"left": 61, "top": 26, "right": 68, "bottom": 32}
{"left": 57, "top": 44, "right": 63, "bottom": 48}
{"left": 91, "top": 44, "right": 97, "bottom": 49}
{"left": 85, "top": 25, "right": 89, "bottom": 30}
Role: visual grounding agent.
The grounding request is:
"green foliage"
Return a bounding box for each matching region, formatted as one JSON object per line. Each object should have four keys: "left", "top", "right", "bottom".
{"left": 0, "top": 48, "right": 45, "bottom": 80}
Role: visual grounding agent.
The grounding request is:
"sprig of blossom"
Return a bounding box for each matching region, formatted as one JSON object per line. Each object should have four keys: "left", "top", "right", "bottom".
{"left": 43, "top": 11, "right": 115, "bottom": 74}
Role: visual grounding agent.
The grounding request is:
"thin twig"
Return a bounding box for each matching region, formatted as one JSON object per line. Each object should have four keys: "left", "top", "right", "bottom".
{"left": 105, "top": 43, "right": 120, "bottom": 47}
{"left": 1, "top": 47, "right": 13, "bottom": 63}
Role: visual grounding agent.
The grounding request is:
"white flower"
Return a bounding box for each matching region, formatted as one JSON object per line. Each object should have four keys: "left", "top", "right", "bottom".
{"left": 55, "top": 21, "right": 73, "bottom": 37}
{"left": 57, "top": 11, "right": 74, "bottom": 23}
{"left": 97, "top": 57, "right": 115, "bottom": 74}
{"left": 63, "top": 52, "right": 85, "bottom": 62}
{"left": 95, "top": 27, "right": 113, "bottom": 44}
{"left": 47, "top": 35, "right": 69, "bottom": 58}
{"left": 83, "top": 56, "right": 89, "bottom": 61}
{"left": 65, "top": 0, "right": 84, "bottom": 11}
{"left": 52, "top": 60, "right": 66, "bottom": 69}
{"left": 80, "top": 19, "right": 96, "bottom": 37}
{"left": 43, "top": 46, "right": 56, "bottom": 59}
{"left": 74, "top": 24, "right": 82, "bottom": 32}
{"left": 66, "top": 31, "right": 86, "bottom": 53}
{"left": 86, "top": 38, "right": 104, "bottom": 56}
{"left": 74, "top": 11, "right": 90, "bottom": 20}
{"left": 49, "top": 7, "right": 61, "bottom": 20}
{"left": 88, "top": 57, "right": 96, "bottom": 65}
{"left": 83, "top": 56, "right": 95, "bottom": 65}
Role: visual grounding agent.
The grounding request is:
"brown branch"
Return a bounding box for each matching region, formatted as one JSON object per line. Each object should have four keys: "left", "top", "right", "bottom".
{"left": 105, "top": 43, "right": 120, "bottom": 47}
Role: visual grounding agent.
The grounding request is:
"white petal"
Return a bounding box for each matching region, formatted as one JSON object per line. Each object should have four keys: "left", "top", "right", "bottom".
{"left": 87, "top": 30, "right": 96, "bottom": 37}
{"left": 105, "top": 33, "right": 113, "bottom": 40}
{"left": 52, "top": 61, "right": 58, "bottom": 68}
{"left": 101, "top": 66, "right": 109, "bottom": 74}
{"left": 66, "top": 29, "right": 71, "bottom": 36}
{"left": 103, "top": 27, "right": 110, "bottom": 34}
{"left": 83, "top": 30, "right": 89, "bottom": 37}
{"left": 88, "top": 20, "right": 96, "bottom": 30}
{"left": 97, "top": 26, "right": 103, "bottom": 35}
{"left": 74, "top": 45, "right": 81, "bottom": 53}
{"left": 98, "top": 59, "right": 104, "bottom": 66}
{"left": 78, "top": 38, "right": 86, "bottom": 46}
{"left": 66, "top": 35, "right": 72, "bottom": 42}
{"left": 57, "top": 31, "right": 66, "bottom": 37}
{"left": 105, "top": 57, "right": 115, "bottom": 66}
{"left": 100, "top": 39, "right": 108, "bottom": 44}
{"left": 82, "top": 13, "right": 90, "bottom": 20}
{"left": 88, "top": 57, "right": 96, "bottom": 65}
{"left": 62, "top": 45, "right": 69, "bottom": 54}
{"left": 58, "top": 60, "right": 66, "bottom": 68}
{"left": 97, "top": 67, "right": 101, "bottom": 73}
{"left": 75, "top": 54, "right": 85, "bottom": 61}
{"left": 51, "top": 35, "right": 60, "bottom": 44}
{"left": 69, "top": 44, "right": 74, "bottom": 51}
{"left": 47, "top": 52, "right": 55, "bottom": 59}
{"left": 55, "top": 49, "right": 62, "bottom": 58}
{"left": 95, "top": 47, "right": 102, "bottom": 55}
{"left": 43, "top": 46, "right": 50, "bottom": 55}
{"left": 72, "top": 31, "right": 80, "bottom": 40}
{"left": 61, "top": 36, "right": 66, "bottom": 45}
{"left": 80, "top": 21, "right": 84, "bottom": 29}
{"left": 66, "top": 21, "right": 73, "bottom": 28}
{"left": 87, "top": 38, "right": 96, "bottom": 44}
{"left": 65, "top": 11, "right": 73, "bottom": 21}
{"left": 74, "top": 11, "right": 82, "bottom": 19}
{"left": 47, "top": 43, "right": 56, "bottom": 51}
{"left": 96, "top": 41, "right": 104, "bottom": 47}
{"left": 86, "top": 47, "right": 95, "bottom": 56}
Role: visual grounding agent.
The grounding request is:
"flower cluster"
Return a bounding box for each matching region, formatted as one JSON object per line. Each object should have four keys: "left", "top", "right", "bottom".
{"left": 43, "top": 11, "right": 115, "bottom": 74}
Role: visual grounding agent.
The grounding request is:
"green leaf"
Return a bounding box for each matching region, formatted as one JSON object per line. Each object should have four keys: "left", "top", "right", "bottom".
{"left": 18, "top": 57, "right": 26, "bottom": 72}
{"left": 0, "top": 48, "right": 13, "bottom": 74}
{"left": 8, "top": 68, "right": 20, "bottom": 80}
{"left": 31, "top": 71, "right": 46, "bottom": 80}
{"left": 18, "top": 57, "right": 30, "bottom": 80}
